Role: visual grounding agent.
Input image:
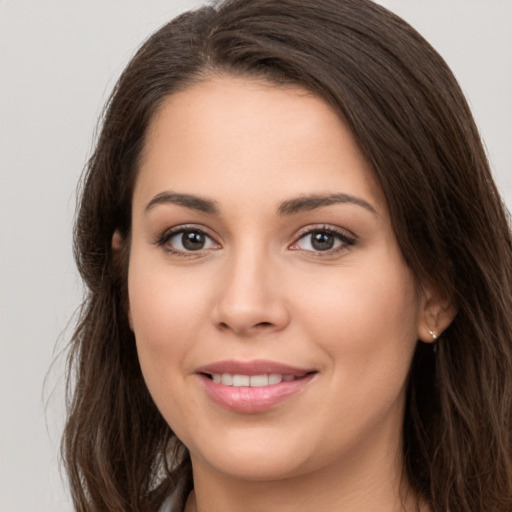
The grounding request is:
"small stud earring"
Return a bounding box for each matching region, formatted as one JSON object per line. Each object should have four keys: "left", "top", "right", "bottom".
{"left": 428, "top": 328, "right": 438, "bottom": 340}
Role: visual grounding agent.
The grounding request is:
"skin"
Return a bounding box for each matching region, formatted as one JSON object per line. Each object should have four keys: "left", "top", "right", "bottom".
{"left": 125, "top": 77, "right": 450, "bottom": 512}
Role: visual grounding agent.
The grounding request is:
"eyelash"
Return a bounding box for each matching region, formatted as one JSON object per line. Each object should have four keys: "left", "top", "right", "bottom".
{"left": 156, "top": 224, "right": 219, "bottom": 258}
{"left": 155, "top": 224, "right": 356, "bottom": 258}
{"left": 290, "top": 225, "right": 356, "bottom": 256}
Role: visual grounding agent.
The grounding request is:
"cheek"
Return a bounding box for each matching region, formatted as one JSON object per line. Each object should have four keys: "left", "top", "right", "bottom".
{"left": 127, "top": 252, "right": 210, "bottom": 375}
{"left": 127, "top": 253, "right": 215, "bottom": 431}
{"left": 293, "top": 258, "right": 420, "bottom": 381}
{"left": 285, "top": 261, "right": 420, "bottom": 455}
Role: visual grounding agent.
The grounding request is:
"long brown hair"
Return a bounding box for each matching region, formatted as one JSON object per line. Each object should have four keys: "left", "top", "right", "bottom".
{"left": 64, "top": 1, "right": 512, "bottom": 510}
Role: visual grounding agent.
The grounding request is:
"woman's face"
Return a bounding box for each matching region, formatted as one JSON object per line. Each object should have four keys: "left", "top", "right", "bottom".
{"left": 127, "top": 77, "right": 433, "bottom": 482}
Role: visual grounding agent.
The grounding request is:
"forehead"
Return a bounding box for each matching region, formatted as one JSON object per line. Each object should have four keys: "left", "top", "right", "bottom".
{"left": 134, "top": 76, "right": 385, "bottom": 214}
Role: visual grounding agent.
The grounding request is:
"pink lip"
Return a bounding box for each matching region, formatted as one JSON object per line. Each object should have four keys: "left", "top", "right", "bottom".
{"left": 196, "top": 359, "right": 313, "bottom": 376}
{"left": 196, "top": 360, "right": 316, "bottom": 414}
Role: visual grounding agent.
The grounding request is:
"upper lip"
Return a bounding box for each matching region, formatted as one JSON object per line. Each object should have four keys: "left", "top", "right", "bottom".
{"left": 196, "top": 359, "right": 315, "bottom": 376}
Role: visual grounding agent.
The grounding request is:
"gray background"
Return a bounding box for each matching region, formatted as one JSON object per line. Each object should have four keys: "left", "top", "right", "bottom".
{"left": 1, "top": 1, "right": 511, "bottom": 511}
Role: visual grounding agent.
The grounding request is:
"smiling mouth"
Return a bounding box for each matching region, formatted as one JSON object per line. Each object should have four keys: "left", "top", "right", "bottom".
{"left": 203, "top": 372, "right": 312, "bottom": 387}
{"left": 198, "top": 369, "right": 317, "bottom": 413}
{"left": 196, "top": 360, "right": 317, "bottom": 412}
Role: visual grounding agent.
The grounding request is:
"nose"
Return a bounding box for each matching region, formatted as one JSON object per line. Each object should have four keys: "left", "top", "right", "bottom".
{"left": 212, "top": 248, "right": 290, "bottom": 337}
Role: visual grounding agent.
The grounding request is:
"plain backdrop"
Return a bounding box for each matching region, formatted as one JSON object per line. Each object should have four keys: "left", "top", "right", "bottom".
{"left": 0, "top": 1, "right": 511, "bottom": 511}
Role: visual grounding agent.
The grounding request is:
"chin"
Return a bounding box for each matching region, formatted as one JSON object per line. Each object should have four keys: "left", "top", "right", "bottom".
{"left": 201, "top": 452, "right": 311, "bottom": 482}
{"left": 185, "top": 426, "right": 314, "bottom": 481}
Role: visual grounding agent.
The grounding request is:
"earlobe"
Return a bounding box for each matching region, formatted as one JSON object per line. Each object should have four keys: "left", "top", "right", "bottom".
{"left": 417, "top": 291, "right": 457, "bottom": 343}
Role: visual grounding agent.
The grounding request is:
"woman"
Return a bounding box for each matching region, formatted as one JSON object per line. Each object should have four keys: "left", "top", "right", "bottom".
{"left": 63, "top": 0, "right": 512, "bottom": 511}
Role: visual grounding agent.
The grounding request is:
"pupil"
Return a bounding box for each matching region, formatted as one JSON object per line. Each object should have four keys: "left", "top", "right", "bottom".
{"left": 182, "top": 231, "right": 205, "bottom": 250}
{"left": 311, "top": 231, "right": 334, "bottom": 251}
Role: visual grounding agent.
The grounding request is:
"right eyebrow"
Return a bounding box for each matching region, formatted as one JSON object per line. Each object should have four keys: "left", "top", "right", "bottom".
{"left": 144, "top": 192, "right": 220, "bottom": 215}
{"left": 277, "top": 193, "right": 378, "bottom": 216}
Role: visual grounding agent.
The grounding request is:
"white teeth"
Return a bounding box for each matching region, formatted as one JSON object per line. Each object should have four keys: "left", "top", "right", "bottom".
{"left": 211, "top": 373, "right": 293, "bottom": 387}
{"left": 269, "top": 373, "right": 283, "bottom": 385}
{"left": 221, "top": 374, "right": 233, "bottom": 385}
{"left": 249, "top": 375, "right": 268, "bottom": 387}
{"left": 232, "top": 374, "right": 250, "bottom": 386}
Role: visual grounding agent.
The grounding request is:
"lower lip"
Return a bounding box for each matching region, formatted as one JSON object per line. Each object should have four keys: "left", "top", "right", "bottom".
{"left": 199, "top": 374, "right": 315, "bottom": 414}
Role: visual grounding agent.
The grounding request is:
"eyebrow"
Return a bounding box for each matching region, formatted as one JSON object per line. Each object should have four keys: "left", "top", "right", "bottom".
{"left": 145, "top": 192, "right": 220, "bottom": 215}
{"left": 144, "top": 191, "right": 377, "bottom": 217}
{"left": 277, "top": 193, "right": 378, "bottom": 216}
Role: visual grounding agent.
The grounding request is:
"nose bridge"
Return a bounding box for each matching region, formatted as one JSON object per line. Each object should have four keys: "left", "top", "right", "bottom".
{"left": 213, "top": 237, "right": 289, "bottom": 334}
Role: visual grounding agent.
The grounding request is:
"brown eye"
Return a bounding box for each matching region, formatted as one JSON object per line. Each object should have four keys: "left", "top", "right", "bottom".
{"left": 180, "top": 230, "right": 206, "bottom": 251}
{"left": 161, "top": 227, "right": 220, "bottom": 253}
{"left": 290, "top": 227, "right": 355, "bottom": 254}
{"left": 311, "top": 231, "right": 336, "bottom": 251}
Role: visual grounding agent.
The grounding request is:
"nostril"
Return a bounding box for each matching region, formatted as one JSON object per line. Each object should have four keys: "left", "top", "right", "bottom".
{"left": 215, "top": 312, "right": 285, "bottom": 333}
{"left": 255, "top": 322, "right": 273, "bottom": 328}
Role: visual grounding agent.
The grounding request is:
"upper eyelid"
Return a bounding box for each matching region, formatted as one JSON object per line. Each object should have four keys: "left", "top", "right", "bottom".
{"left": 160, "top": 223, "right": 213, "bottom": 237}
{"left": 156, "top": 224, "right": 218, "bottom": 245}
{"left": 293, "top": 224, "right": 356, "bottom": 241}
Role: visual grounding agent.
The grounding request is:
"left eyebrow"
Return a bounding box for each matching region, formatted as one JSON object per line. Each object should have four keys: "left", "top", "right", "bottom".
{"left": 277, "top": 193, "right": 378, "bottom": 216}
{"left": 144, "top": 192, "right": 220, "bottom": 215}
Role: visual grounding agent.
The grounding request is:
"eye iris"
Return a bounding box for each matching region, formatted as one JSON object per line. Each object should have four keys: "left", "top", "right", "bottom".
{"left": 311, "top": 231, "right": 334, "bottom": 251}
{"left": 182, "top": 231, "right": 205, "bottom": 250}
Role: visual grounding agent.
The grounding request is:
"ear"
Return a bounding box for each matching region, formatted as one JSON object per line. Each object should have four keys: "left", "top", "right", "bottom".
{"left": 417, "top": 285, "right": 456, "bottom": 343}
{"left": 112, "top": 230, "right": 133, "bottom": 331}
{"left": 112, "top": 230, "right": 124, "bottom": 251}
